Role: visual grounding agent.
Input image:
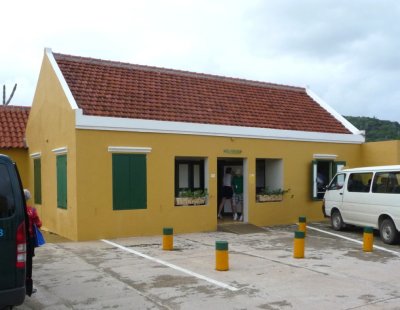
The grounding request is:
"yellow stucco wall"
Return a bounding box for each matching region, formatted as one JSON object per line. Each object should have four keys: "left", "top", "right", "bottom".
{"left": 74, "top": 128, "right": 363, "bottom": 240}
{"left": 25, "top": 52, "right": 78, "bottom": 241}
{"left": 0, "top": 148, "right": 29, "bottom": 188}
{"left": 361, "top": 140, "right": 400, "bottom": 166}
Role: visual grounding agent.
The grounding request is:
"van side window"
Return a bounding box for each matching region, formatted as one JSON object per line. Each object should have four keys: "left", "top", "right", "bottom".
{"left": 328, "top": 173, "right": 346, "bottom": 190}
{"left": 0, "top": 164, "right": 16, "bottom": 218}
{"left": 347, "top": 172, "right": 373, "bottom": 193}
{"left": 372, "top": 172, "right": 400, "bottom": 194}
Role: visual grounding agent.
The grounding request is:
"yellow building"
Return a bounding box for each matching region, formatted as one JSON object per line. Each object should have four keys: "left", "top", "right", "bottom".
{"left": 24, "top": 49, "right": 376, "bottom": 241}
{"left": 361, "top": 140, "right": 400, "bottom": 166}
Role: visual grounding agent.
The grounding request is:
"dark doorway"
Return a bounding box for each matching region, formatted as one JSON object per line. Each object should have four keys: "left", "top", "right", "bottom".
{"left": 316, "top": 161, "right": 332, "bottom": 199}
{"left": 217, "top": 158, "right": 243, "bottom": 218}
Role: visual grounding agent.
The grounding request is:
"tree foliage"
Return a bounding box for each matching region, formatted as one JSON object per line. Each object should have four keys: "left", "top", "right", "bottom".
{"left": 345, "top": 116, "right": 400, "bottom": 142}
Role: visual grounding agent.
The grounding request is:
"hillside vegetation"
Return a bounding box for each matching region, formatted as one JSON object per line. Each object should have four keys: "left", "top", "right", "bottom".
{"left": 344, "top": 116, "right": 400, "bottom": 142}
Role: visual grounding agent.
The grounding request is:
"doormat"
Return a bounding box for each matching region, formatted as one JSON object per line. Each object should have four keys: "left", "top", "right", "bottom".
{"left": 217, "top": 223, "right": 267, "bottom": 234}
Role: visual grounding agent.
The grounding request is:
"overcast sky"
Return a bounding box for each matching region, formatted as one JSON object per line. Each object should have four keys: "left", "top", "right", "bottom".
{"left": 1, "top": 0, "right": 400, "bottom": 123}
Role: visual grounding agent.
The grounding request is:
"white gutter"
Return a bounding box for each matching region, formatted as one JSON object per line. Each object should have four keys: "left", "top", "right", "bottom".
{"left": 75, "top": 110, "right": 365, "bottom": 144}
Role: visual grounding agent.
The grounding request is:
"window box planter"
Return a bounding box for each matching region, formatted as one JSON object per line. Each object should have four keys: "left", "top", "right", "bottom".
{"left": 175, "top": 189, "right": 208, "bottom": 206}
{"left": 175, "top": 197, "right": 190, "bottom": 206}
{"left": 256, "top": 187, "right": 290, "bottom": 203}
{"left": 190, "top": 197, "right": 207, "bottom": 205}
{"left": 175, "top": 197, "right": 207, "bottom": 206}
{"left": 256, "top": 194, "right": 283, "bottom": 202}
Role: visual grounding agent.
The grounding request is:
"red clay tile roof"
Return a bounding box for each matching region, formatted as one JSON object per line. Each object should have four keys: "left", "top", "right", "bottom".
{"left": 54, "top": 53, "right": 351, "bottom": 134}
{"left": 0, "top": 105, "right": 30, "bottom": 149}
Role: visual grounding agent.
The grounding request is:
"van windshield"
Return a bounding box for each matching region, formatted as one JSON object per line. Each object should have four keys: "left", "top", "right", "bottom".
{"left": 372, "top": 171, "right": 400, "bottom": 194}
{"left": 328, "top": 173, "right": 346, "bottom": 190}
{"left": 0, "top": 164, "right": 16, "bottom": 218}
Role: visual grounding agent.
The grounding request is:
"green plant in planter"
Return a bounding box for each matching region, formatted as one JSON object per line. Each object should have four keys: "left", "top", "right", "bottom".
{"left": 176, "top": 188, "right": 208, "bottom": 205}
{"left": 259, "top": 187, "right": 290, "bottom": 196}
{"left": 178, "top": 188, "right": 208, "bottom": 198}
{"left": 178, "top": 189, "right": 193, "bottom": 198}
{"left": 193, "top": 188, "right": 208, "bottom": 198}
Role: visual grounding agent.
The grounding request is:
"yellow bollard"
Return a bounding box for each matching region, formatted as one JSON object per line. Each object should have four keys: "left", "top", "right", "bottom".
{"left": 215, "top": 241, "right": 229, "bottom": 271}
{"left": 293, "top": 231, "right": 305, "bottom": 259}
{"left": 363, "top": 227, "right": 374, "bottom": 252}
{"left": 162, "top": 227, "right": 174, "bottom": 250}
{"left": 298, "top": 216, "right": 307, "bottom": 236}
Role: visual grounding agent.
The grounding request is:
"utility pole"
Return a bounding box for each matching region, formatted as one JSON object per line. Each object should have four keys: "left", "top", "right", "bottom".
{"left": 2, "top": 83, "right": 17, "bottom": 105}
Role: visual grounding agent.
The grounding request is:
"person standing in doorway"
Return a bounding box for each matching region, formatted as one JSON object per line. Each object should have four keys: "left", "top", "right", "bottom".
{"left": 232, "top": 169, "right": 244, "bottom": 221}
{"left": 217, "top": 167, "right": 238, "bottom": 220}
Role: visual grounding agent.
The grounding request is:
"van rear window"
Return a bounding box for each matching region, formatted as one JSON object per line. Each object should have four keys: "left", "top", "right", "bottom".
{"left": 372, "top": 172, "right": 400, "bottom": 194}
{"left": 0, "top": 164, "right": 16, "bottom": 218}
{"left": 347, "top": 173, "right": 373, "bottom": 192}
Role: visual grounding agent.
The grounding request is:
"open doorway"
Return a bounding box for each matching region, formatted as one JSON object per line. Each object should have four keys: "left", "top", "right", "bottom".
{"left": 217, "top": 158, "right": 245, "bottom": 222}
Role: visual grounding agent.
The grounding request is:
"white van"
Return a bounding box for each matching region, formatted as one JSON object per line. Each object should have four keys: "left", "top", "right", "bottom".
{"left": 323, "top": 165, "right": 400, "bottom": 244}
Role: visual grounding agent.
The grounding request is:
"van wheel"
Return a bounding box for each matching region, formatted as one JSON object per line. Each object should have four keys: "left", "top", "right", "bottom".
{"left": 331, "top": 211, "right": 344, "bottom": 231}
{"left": 380, "top": 219, "right": 399, "bottom": 245}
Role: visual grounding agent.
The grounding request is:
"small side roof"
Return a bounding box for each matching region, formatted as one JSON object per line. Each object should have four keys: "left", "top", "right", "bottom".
{"left": 0, "top": 105, "right": 30, "bottom": 149}
{"left": 52, "top": 51, "right": 355, "bottom": 135}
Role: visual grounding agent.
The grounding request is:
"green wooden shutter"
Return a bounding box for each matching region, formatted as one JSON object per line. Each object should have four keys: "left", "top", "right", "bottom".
{"left": 112, "top": 154, "right": 130, "bottom": 210}
{"left": 130, "top": 154, "right": 147, "bottom": 209}
{"left": 34, "top": 158, "right": 42, "bottom": 204}
{"left": 57, "top": 155, "right": 67, "bottom": 209}
{"left": 112, "top": 154, "right": 147, "bottom": 210}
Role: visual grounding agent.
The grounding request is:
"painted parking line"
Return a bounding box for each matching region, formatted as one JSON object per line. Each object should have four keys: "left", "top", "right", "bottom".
{"left": 307, "top": 225, "right": 400, "bottom": 257}
{"left": 101, "top": 239, "right": 239, "bottom": 292}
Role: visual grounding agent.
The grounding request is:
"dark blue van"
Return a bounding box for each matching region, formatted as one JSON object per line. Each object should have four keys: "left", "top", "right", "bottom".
{"left": 0, "top": 155, "right": 30, "bottom": 309}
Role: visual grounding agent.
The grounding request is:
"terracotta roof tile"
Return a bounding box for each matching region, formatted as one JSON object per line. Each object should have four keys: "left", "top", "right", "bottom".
{"left": 54, "top": 53, "right": 351, "bottom": 134}
{"left": 0, "top": 105, "right": 30, "bottom": 149}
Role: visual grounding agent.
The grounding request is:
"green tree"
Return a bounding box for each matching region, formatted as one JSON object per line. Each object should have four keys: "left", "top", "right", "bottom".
{"left": 345, "top": 116, "right": 400, "bottom": 142}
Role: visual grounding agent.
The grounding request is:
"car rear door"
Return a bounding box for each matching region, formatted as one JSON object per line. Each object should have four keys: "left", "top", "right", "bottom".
{"left": 0, "top": 155, "right": 26, "bottom": 306}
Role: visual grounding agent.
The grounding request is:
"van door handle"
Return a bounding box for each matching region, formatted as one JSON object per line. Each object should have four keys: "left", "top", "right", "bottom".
{"left": 340, "top": 193, "right": 343, "bottom": 195}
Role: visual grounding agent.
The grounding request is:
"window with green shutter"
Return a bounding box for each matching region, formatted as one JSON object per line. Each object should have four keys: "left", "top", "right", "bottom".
{"left": 57, "top": 155, "right": 67, "bottom": 209}
{"left": 34, "top": 158, "right": 42, "bottom": 204}
{"left": 311, "top": 160, "right": 346, "bottom": 200}
{"left": 112, "top": 154, "right": 147, "bottom": 210}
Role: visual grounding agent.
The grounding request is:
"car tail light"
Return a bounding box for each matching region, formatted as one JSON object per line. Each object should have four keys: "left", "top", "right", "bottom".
{"left": 16, "top": 221, "right": 26, "bottom": 268}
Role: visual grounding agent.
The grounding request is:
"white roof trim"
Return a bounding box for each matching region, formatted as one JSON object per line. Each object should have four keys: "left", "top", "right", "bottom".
{"left": 52, "top": 147, "right": 68, "bottom": 155}
{"left": 313, "top": 154, "right": 338, "bottom": 160}
{"left": 306, "top": 88, "right": 362, "bottom": 135}
{"left": 108, "top": 146, "right": 152, "bottom": 153}
{"left": 45, "top": 48, "right": 81, "bottom": 111}
{"left": 342, "top": 165, "right": 400, "bottom": 172}
{"left": 75, "top": 110, "right": 365, "bottom": 144}
{"left": 29, "top": 152, "right": 41, "bottom": 159}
